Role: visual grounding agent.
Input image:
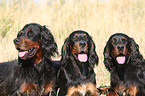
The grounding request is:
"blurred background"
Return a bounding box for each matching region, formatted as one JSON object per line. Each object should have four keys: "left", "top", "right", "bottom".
{"left": 0, "top": 0, "right": 145, "bottom": 86}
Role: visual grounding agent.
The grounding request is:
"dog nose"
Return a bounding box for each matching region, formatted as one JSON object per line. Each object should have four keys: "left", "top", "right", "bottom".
{"left": 14, "top": 38, "right": 21, "bottom": 44}
{"left": 117, "top": 45, "right": 124, "bottom": 50}
{"left": 79, "top": 41, "right": 86, "bottom": 47}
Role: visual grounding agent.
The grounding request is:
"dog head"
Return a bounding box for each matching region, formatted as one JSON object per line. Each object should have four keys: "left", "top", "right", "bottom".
{"left": 14, "top": 23, "right": 58, "bottom": 62}
{"left": 61, "top": 30, "right": 98, "bottom": 66}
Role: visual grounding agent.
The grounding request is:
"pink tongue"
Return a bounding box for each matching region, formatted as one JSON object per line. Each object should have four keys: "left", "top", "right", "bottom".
{"left": 116, "top": 56, "right": 125, "bottom": 64}
{"left": 78, "top": 54, "right": 88, "bottom": 62}
{"left": 19, "top": 51, "right": 28, "bottom": 57}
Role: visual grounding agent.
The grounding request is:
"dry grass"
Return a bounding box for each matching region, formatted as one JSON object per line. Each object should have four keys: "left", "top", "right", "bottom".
{"left": 0, "top": 0, "right": 145, "bottom": 86}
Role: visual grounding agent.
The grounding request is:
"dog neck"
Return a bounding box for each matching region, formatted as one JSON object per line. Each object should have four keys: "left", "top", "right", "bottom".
{"left": 115, "top": 64, "right": 126, "bottom": 81}
{"left": 18, "top": 57, "right": 35, "bottom": 68}
{"left": 77, "top": 61, "right": 89, "bottom": 76}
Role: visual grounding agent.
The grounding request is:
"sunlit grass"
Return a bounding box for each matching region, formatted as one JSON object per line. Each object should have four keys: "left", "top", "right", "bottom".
{"left": 0, "top": 0, "right": 145, "bottom": 86}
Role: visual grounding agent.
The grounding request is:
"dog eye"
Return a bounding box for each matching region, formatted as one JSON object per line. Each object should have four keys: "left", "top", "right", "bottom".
{"left": 28, "top": 30, "right": 34, "bottom": 37}
{"left": 83, "top": 36, "right": 87, "bottom": 40}
{"left": 112, "top": 40, "right": 115, "bottom": 43}
{"left": 73, "top": 36, "right": 78, "bottom": 40}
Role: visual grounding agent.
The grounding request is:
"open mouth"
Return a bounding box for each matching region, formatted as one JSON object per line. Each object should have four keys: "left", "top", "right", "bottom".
{"left": 116, "top": 53, "right": 126, "bottom": 64}
{"left": 78, "top": 54, "right": 88, "bottom": 62}
{"left": 18, "top": 47, "right": 35, "bottom": 58}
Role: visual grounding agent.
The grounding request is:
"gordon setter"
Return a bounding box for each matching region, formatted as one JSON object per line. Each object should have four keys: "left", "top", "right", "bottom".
{"left": 0, "top": 23, "right": 58, "bottom": 95}
{"left": 56, "top": 30, "right": 99, "bottom": 96}
{"left": 103, "top": 33, "right": 145, "bottom": 96}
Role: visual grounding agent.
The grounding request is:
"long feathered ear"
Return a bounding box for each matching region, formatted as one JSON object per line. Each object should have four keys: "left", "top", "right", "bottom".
{"left": 103, "top": 40, "right": 114, "bottom": 72}
{"left": 127, "top": 38, "right": 144, "bottom": 65}
{"left": 130, "top": 38, "right": 139, "bottom": 52}
{"left": 60, "top": 38, "right": 70, "bottom": 66}
{"left": 40, "top": 26, "right": 58, "bottom": 59}
{"left": 88, "top": 37, "right": 99, "bottom": 67}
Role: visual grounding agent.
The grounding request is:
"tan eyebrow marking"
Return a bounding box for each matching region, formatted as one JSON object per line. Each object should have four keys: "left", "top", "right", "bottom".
{"left": 75, "top": 34, "right": 78, "bottom": 36}
{"left": 20, "top": 31, "right": 23, "bottom": 34}
{"left": 113, "top": 37, "right": 116, "bottom": 39}
{"left": 122, "top": 37, "right": 126, "bottom": 40}
{"left": 28, "top": 29, "right": 31, "bottom": 32}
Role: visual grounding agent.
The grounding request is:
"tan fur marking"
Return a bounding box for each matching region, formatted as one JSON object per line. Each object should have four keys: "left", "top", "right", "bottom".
{"left": 67, "top": 83, "right": 99, "bottom": 96}
{"left": 71, "top": 42, "right": 79, "bottom": 57}
{"left": 28, "top": 29, "right": 32, "bottom": 32}
{"left": 113, "top": 37, "right": 116, "bottom": 39}
{"left": 44, "top": 81, "right": 53, "bottom": 93}
{"left": 15, "top": 38, "right": 42, "bottom": 64}
{"left": 19, "top": 82, "right": 37, "bottom": 93}
{"left": 35, "top": 45, "right": 42, "bottom": 64}
{"left": 75, "top": 34, "right": 78, "bottom": 37}
{"left": 122, "top": 37, "right": 126, "bottom": 40}
{"left": 20, "top": 31, "right": 23, "bottom": 34}
{"left": 110, "top": 84, "right": 137, "bottom": 96}
{"left": 99, "top": 86, "right": 110, "bottom": 94}
{"left": 85, "top": 83, "right": 99, "bottom": 95}
{"left": 67, "top": 85, "right": 86, "bottom": 96}
{"left": 126, "top": 85, "right": 137, "bottom": 96}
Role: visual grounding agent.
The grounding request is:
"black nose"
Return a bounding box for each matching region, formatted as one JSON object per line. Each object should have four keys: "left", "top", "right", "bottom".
{"left": 79, "top": 41, "right": 86, "bottom": 47}
{"left": 117, "top": 45, "right": 124, "bottom": 50}
{"left": 14, "top": 38, "right": 21, "bottom": 44}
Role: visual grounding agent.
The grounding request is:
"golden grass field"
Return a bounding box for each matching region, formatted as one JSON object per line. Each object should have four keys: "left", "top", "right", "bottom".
{"left": 0, "top": 0, "right": 145, "bottom": 86}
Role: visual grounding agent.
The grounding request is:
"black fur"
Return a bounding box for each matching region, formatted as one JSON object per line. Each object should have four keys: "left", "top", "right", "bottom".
{"left": 103, "top": 33, "right": 145, "bottom": 95}
{"left": 0, "top": 23, "right": 58, "bottom": 96}
{"left": 56, "top": 30, "right": 99, "bottom": 96}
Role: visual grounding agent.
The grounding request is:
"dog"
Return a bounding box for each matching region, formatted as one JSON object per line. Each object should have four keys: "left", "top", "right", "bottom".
{"left": 0, "top": 23, "right": 58, "bottom": 95}
{"left": 103, "top": 33, "right": 145, "bottom": 95}
{"left": 56, "top": 30, "right": 99, "bottom": 96}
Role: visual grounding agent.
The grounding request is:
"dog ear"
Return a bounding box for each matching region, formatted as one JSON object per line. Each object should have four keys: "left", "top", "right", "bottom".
{"left": 103, "top": 40, "right": 114, "bottom": 72}
{"left": 60, "top": 38, "right": 70, "bottom": 66}
{"left": 127, "top": 38, "right": 144, "bottom": 65}
{"left": 88, "top": 37, "right": 99, "bottom": 67}
{"left": 40, "top": 26, "right": 58, "bottom": 59}
{"left": 130, "top": 38, "right": 139, "bottom": 52}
